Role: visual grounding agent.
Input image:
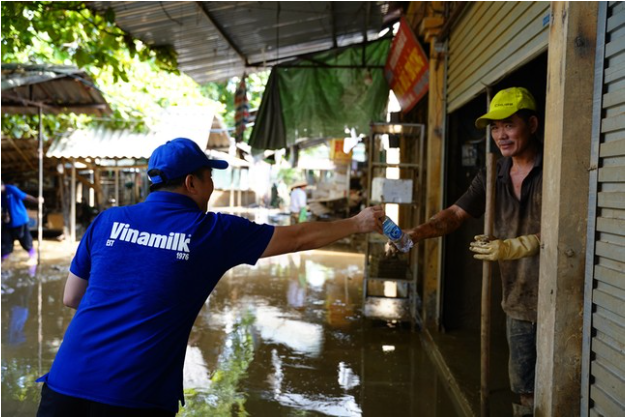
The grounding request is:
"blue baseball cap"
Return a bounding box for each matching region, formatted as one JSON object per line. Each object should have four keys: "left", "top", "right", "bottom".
{"left": 148, "top": 137, "right": 228, "bottom": 184}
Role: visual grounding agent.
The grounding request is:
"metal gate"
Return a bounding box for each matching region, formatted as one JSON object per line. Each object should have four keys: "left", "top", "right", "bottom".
{"left": 447, "top": 1, "right": 550, "bottom": 112}
{"left": 363, "top": 123, "right": 425, "bottom": 326}
{"left": 581, "top": 1, "right": 625, "bottom": 416}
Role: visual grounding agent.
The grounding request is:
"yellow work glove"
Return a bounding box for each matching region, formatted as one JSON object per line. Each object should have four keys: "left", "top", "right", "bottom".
{"left": 469, "top": 234, "right": 540, "bottom": 261}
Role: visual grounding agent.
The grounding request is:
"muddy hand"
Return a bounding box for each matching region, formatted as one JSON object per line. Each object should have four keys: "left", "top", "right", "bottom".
{"left": 470, "top": 234, "right": 493, "bottom": 246}
{"left": 353, "top": 205, "right": 384, "bottom": 234}
{"left": 385, "top": 241, "right": 400, "bottom": 257}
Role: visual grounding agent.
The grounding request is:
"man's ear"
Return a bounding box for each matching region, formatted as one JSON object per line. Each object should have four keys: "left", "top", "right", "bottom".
{"left": 184, "top": 174, "right": 197, "bottom": 194}
{"left": 528, "top": 115, "right": 539, "bottom": 134}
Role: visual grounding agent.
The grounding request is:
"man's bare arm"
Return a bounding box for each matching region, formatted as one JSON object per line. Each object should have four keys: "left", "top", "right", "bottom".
{"left": 63, "top": 272, "right": 88, "bottom": 309}
{"left": 261, "top": 206, "right": 384, "bottom": 258}
{"left": 24, "top": 194, "right": 42, "bottom": 205}
{"left": 408, "top": 204, "right": 472, "bottom": 242}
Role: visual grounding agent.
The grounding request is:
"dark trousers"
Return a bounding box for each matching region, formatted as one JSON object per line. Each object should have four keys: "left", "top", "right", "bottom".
{"left": 37, "top": 383, "right": 175, "bottom": 417}
{"left": 1, "top": 223, "right": 33, "bottom": 257}
{"left": 506, "top": 316, "right": 537, "bottom": 395}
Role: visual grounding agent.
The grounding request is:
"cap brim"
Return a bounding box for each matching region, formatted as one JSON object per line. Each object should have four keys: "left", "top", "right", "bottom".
{"left": 209, "top": 159, "right": 229, "bottom": 170}
{"left": 475, "top": 108, "right": 518, "bottom": 129}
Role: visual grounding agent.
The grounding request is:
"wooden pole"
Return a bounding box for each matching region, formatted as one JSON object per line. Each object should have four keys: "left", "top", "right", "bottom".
{"left": 94, "top": 169, "right": 103, "bottom": 210}
{"left": 422, "top": 38, "right": 446, "bottom": 328}
{"left": 237, "top": 168, "right": 242, "bottom": 207}
{"left": 37, "top": 107, "right": 44, "bottom": 265}
{"left": 70, "top": 160, "right": 76, "bottom": 244}
{"left": 481, "top": 89, "right": 496, "bottom": 416}
{"left": 230, "top": 169, "right": 235, "bottom": 208}
{"left": 114, "top": 167, "right": 119, "bottom": 207}
{"left": 536, "top": 2, "right": 598, "bottom": 415}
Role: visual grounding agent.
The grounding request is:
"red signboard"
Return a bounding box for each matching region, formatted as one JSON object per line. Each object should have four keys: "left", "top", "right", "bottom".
{"left": 385, "top": 17, "right": 429, "bottom": 113}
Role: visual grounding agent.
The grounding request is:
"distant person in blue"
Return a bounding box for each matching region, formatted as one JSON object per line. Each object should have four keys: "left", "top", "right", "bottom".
{"left": 36, "top": 137, "right": 384, "bottom": 417}
{"left": 1, "top": 181, "right": 39, "bottom": 263}
{"left": 8, "top": 280, "right": 34, "bottom": 345}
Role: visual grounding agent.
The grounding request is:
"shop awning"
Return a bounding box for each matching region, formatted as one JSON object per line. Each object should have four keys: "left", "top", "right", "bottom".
{"left": 86, "top": 2, "right": 395, "bottom": 83}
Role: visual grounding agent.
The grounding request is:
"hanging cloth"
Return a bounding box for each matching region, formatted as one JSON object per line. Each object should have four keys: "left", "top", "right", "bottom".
{"left": 234, "top": 75, "right": 250, "bottom": 142}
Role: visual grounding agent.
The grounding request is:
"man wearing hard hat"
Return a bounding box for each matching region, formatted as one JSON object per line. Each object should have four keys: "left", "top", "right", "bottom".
{"left": 387, "top": 87, "right": 542, "bottom": 416}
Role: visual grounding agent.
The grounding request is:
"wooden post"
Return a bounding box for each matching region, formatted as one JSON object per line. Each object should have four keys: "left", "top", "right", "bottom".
{"left": 237, "top": 168, "right": 242, "bottom": 207}
{"left": 94, "top": 169, "right": 103, "bottom": 210}
{"left": 114, "top": 168, "right": 119, "bottom": 206}
{"left": 230, "top": 169, "right": 235, "bottom": 208}
{"left": 70, "top": 161, "right": 76, "bottom": 244}
{"left": 422, "top": 37, "right": 446, "bottom": 327}
{"left": 37, "top": 107, "right": 44, "bottom": 264}
{"left": 481, "top": 90, "right": 496, "bottom": 417}
{"left": 536, "top": 1, "right": 598, "bottom": 416}
{"left": 60, "top": 162, "right": 70, "bottom": 239}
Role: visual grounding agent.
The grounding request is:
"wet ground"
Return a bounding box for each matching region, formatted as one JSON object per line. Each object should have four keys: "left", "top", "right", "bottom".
{"left": 1, "top": 237, "right": 459, "bottom": 417}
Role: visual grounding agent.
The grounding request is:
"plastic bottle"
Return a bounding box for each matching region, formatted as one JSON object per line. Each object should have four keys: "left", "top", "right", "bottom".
{"left": 382, "top": 216, "right": 413, "bottom": 253}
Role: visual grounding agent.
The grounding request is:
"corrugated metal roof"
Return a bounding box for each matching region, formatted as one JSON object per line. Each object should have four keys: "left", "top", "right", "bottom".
{"left": 207, "top": 149, "right": 250, "bottom": 168}
{"left": 87, "top": 1, "right": 389, "bottom": 83}
{"left": 209, "top": 114, "right": 231, "bottom": 149}
{"left": 1, "top": 63, "right": 111, "bottom": 116}
{"left": 0, "top": 135, "right": 58, "bottom": 178}
{"left": 47, "top": 106, "right": 215, "bottom": 160}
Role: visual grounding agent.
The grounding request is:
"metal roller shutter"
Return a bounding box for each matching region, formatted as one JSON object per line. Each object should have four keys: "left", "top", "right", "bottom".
{"left": 582, "top": 1, "right": 625, "bottom": 416}
{"left": 447, "top": 1, "right": 550, "bottom": 112}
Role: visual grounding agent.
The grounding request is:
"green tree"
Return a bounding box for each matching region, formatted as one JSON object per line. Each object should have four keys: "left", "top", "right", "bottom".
{"left": 2, "top": 1, "right": 177, "bottom": 82}
{"left": 2, "top": 2, "right": 210, "bottom": 139}
{"left": 1, "top": 2, "right": 269, "bottom": 144}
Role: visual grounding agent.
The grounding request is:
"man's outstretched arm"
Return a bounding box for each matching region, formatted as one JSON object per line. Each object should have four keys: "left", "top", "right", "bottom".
{"left": 261, "top": 206, "right": 385, "bottom": 258}
{"left": 386, "top": 205, "right": 472, "bottom": 256}
{"left": 407, "top": 204, "right": 472, "bottom": 242}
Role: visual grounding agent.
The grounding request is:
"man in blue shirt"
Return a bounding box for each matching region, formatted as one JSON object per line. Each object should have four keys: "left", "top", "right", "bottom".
{"left": 2, "top": 181, "right": 39, "bottom": 263}
{"left": 36, "top": 137, "right": 384, "bottom": 416}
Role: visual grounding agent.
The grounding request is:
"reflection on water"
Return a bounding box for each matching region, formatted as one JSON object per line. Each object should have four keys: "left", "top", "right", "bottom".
{"left": 254, "top": 305, "right": 323, "bottom": 356}
{"left": 181, "top": 311, "right": 256, "bottom": 417}
{"left": 1, "top": 261, "right": 71, "bottom": 417}
{"left": 2, "top": 247, "right": 457, "bottom": 417}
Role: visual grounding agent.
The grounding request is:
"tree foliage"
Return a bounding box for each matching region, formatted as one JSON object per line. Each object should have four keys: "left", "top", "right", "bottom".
{"left": 1, "top": 1, "right": 188, "bottom": 139}
{"left": 2, "top": 1, "right": 177, "bottom": 81}
{"left": 1, "top": 1, "right": 269, "bottom": 146}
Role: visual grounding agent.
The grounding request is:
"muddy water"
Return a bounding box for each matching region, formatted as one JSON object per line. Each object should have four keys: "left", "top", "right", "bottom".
{"left": 2, "top": 247, "right": 457, "bottom": 417}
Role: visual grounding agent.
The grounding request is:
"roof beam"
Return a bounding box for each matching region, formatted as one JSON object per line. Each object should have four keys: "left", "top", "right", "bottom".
{"left": 10, "top": 103, "right": 109, "bottom": 110}
{"left": 1, "top": 94, "right": 55, "bottom": 111}
{"left": 1, "top": 94, "right": 108, "bottom": 111}
{"left": 196, "top": 2, "right": 248, "bottom": 65}
{"left": 247, "top": 35, "right": 388, "bottom": 69}
{"left": 7, "top": 137, "right": 37, "bottom": 171}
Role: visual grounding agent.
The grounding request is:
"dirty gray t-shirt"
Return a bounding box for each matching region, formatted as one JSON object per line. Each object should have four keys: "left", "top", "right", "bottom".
{"left": 455, "top": 153, "right": 542, "bottom": 322}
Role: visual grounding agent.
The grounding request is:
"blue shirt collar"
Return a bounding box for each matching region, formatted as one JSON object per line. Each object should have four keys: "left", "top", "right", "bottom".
{"left": 145, "top": 191, "right": 201, "bottom": 211}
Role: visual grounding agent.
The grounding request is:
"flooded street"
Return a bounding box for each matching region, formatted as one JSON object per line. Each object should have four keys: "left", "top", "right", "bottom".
{"left": 2, "top": 241, "right": 458, "bottom": 417}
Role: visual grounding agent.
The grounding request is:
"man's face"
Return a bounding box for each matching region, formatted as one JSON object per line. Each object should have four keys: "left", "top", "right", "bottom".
{"left": 489, "top": 113, "right": 538, "bottom": 158}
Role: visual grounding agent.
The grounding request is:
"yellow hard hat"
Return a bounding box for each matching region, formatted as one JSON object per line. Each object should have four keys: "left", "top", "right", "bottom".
{"left": 475, "top": 87, "right": 537, "bottom": 129}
